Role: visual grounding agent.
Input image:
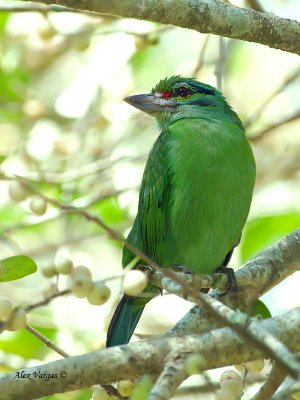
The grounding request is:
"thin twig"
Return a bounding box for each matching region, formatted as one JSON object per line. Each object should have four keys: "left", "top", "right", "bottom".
{"left": 102, "top": 384, "right": 124, "bottom": 398}
{"left": 244, "top": 67, "right": 300, "bottom": 128}
{"left": 26, "top": 324, "right": 70, "bottom": 358}
{"left": 192, "top": 35, "right": 210, "bottom": 77}
{"left": 250, "top": 109, "right": 300, "bottom": 142}
{"left": 215, "top": 36, "right": 226, "bottom": 91}
{"left": 0, "top": 1, "right": 98, "bottom": 16}
{"left": 0, "top": 155, "right": 145, "bottom": 184}
{"left": 25, "top": 289, "right": 70, "bottom": 313}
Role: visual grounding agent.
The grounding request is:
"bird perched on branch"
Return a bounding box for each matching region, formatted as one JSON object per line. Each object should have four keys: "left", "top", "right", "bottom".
{"left": 106, "top": 76, "right": 256, "bottom": 347}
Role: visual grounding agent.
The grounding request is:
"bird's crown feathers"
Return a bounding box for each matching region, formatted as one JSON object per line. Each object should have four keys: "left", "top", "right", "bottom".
{"left": 152, "top": 75, "right": 223, "bottom": 99}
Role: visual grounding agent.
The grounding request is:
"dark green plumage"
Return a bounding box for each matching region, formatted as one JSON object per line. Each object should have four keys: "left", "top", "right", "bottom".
{"left": 106, "top": 76, "right": 256, "bottom": 347}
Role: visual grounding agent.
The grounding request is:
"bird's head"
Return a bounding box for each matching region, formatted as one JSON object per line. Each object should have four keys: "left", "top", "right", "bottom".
{"left": 124, "top": 76, "right": 238, "bottom": 129}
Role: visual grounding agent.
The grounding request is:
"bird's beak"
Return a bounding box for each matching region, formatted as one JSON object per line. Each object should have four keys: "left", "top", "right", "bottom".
{"left": 124, "top": 94, "right": 177, "bottom": 114}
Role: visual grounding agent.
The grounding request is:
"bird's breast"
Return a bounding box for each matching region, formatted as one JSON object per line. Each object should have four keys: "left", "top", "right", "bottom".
{"left": 163, "top": 118, "right": 255, "bottom": 274}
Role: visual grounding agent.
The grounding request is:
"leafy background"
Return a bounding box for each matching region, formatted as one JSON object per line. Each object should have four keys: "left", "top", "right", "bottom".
{"left": 0, "top": 0, "right": 300, "bottom": 399}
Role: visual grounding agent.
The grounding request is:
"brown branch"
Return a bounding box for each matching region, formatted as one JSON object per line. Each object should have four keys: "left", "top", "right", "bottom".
{"left": 20, "top": 0, "right": 300, "bottom": 55}
{"left": 25, "top": 289, "right": 70, "bottom": 313}
{"left": 10, "top": 177, "right": 300, "bottom": 380}
{"left": 192, "top": 35, "right": 210, "bottom": 77}
{"left": 150, "top": 266, "right": 300, "bottom": 379}
{"left": 166, "top": 227, "right": 300, "bottom": 337}
{"left": 0, "top": 308, "right": 299, "bottom": 400}
{"left": 5, "top": 176, "right": 300, "bottom": 395}
{"left": 251, "top": 362, "right": 286, "bottom": 400}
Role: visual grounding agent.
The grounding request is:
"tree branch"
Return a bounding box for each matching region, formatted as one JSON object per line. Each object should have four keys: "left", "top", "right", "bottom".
{"left": 165, "top": 228, "right": 300, "bottom": 336}
{"left": 0, "top": 308, "right": 299, "bottom": 400}
{"left": 148, "top": 357, "right": 187, "bottom": 400}
{"left": 20, "top": 0, "right": 300, "bottom": 55}
{"left": 148, "top": 266, "right": 300, "bottom": 379}
{"left": 251, "top": 362, "right": 286, "bottom": 400}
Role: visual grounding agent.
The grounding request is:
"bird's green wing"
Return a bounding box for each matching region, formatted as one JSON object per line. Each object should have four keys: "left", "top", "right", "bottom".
{"left": 107, "top": 134, "right": 171, "bottom": 347}
{"left": 123, "top": 133, "right": 171, "bottom": 267}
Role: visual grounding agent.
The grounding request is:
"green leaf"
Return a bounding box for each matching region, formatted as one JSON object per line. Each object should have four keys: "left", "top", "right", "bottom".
{"left": 130, "top": 375, "right": 153, "bottom": 400}
{"left": 241, "top": 212, "right": 300, "bottom": 261}
{"left": 0, "top": 326, "right": 57, "bottom": 360}
{"left": 0, "top": 255, "right": 37, "bottom": 282}
{"left": 0, "top": 13, "right": 9, "bottom": 33}
{"left": 250, "top": 299, "right": 272, "bottom": 319}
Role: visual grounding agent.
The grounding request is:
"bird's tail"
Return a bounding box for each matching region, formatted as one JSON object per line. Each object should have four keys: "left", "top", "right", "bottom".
{"left": 106, "top": 294, "right": 149, "bottom": 347}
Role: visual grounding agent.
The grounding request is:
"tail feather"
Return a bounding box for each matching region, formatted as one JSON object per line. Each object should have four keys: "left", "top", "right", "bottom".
{"left": 106, "top": 294, "right": 148, "bottom": 347}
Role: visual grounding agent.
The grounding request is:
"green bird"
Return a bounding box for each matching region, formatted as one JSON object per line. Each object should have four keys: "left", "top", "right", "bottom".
{"left": 106, "top": 76, "right": 256, "bottom": 347}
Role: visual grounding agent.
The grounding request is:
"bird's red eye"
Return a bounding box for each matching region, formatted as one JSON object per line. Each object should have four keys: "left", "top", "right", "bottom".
{"left": 162, "top": 91, "right": 171, "bottom": 99}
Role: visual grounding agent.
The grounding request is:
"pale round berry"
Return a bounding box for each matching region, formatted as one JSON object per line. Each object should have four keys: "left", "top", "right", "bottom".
{"left": 7, "top": 309, "right": 27, "bottom": 331}
{"left": 73, "top": 37, "right": 90, "bottom": 52}
{"left": 92, "top": 387, "right": 115, "bottom": 400}
{"left": 215, "top": 388, "right": 239, "bottom": 400}
{"left": 72, "top": 265, "right": 92, "bottom": 279}
{"left": 220, "top": 370, "right": 242, "bottom": 397}
{"left": 123, "top": 270, "right": 147, "bottom": 296}
{"left": 9, "top": 181, "right": 27, "bottom": 202}
{"left": 41, "top": 264, "right": 56, "bottom": 278}
{"left": 56, "top": 258, "right": 73, "bottom": 275}
{"left": 117, "top": 380, "right": 135, "bottom": 397}
{"left": 0, "top": 299, "right": 13, "bottom": 321}
{"left": 71, "top": 275, "right": 92, "bottom": 298}
{"left": 87, "top": 282, "right": 111, "bottom": 305}
{"left": 30, "top": 197, "right": 47, "bottom": 215}
{"left": 37, "top": 25, "right": 57, "bottom": 40}
{"left": 185, "top": 354, "right": 206, "bottom": 375}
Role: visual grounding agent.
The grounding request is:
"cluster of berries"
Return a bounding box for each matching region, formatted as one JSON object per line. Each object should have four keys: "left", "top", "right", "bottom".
{"left": 9, "top": 181, "right": 47, "bottom": 215}
{"left": 184, "top": 354, "right": 265, "bottom": 400}
{"left": 0, "top": 299, "right": 27, "bottom": 331}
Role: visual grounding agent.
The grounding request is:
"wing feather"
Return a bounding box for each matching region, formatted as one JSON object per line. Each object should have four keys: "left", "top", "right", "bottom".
{"left": 123, "top": 133, "right": 171, "bottom": 267}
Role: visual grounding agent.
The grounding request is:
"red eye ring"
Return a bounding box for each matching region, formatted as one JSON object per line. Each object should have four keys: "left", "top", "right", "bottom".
{"left": 162, "top": 91, "right": 171, "bottom": 99}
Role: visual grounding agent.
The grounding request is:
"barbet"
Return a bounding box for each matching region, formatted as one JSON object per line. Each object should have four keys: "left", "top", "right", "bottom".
{"left": 106, "top": 76, "right": 256, "bottom": 347}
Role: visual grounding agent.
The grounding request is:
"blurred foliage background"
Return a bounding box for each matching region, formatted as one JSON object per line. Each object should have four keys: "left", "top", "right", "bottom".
{"left": 0, "top": 0, "right": 300, "bottom": 399}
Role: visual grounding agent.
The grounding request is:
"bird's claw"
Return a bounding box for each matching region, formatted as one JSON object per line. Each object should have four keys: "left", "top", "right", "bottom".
{"left": 215, "top": 266, "right": 237, "bottom": 296}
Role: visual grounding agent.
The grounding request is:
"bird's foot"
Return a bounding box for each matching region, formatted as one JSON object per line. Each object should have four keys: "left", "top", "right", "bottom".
{"left": 215, "top": 265, "right": 237, "bottom": 296}
{"left": 137, "top": 264, "right": 153, "bottom": 274}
